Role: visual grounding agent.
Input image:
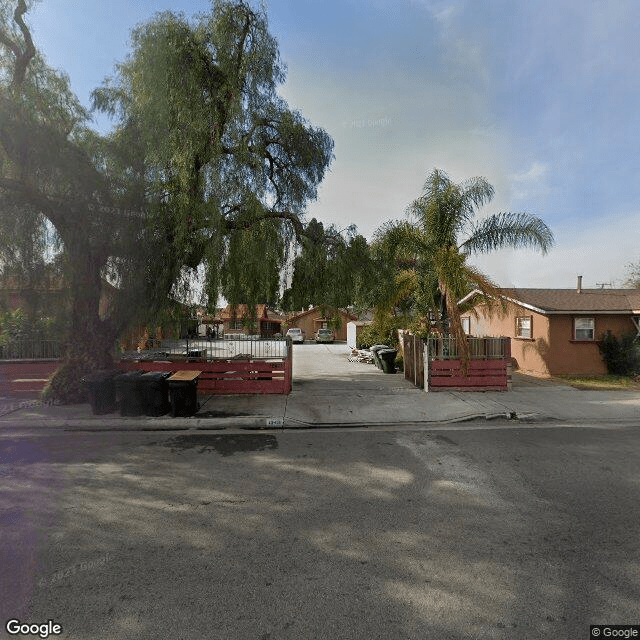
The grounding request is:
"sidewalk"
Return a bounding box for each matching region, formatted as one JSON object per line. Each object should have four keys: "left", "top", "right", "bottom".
{"left": 1, "top": 344, "right": 639, "bottom": 430}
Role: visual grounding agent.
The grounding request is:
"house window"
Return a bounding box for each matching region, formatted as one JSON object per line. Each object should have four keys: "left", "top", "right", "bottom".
{"left": 515, "top": 316, "right": 532, "bottom": 339}
{"left": 230, "top": 320, "right": 244, "bottom": 330}
{"left": 574, "top": 317, "right": 595, "bottom": 341}
{"left": 261, "top": 321, "right": 280, "bottom": 335}
{"left": 461, "top": 317, "right": 471, "bottom": 335}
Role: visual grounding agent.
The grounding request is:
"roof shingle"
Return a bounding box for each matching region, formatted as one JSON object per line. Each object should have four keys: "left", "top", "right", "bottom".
{"left": 497, "top": 288, "right": 640, "bottom": 313}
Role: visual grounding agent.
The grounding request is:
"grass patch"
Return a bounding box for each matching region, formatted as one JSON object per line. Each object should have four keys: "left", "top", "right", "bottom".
{"left": 556, "top": 374, "right": 640, "bottom": 391}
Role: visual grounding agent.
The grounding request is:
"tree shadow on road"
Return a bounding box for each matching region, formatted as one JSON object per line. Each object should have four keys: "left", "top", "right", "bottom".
{"left": 2, "top": 429, "right": 639, "bottom": 639}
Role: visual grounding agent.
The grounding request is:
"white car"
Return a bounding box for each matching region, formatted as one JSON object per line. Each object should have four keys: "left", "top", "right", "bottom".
{"left": 286, "top": 327, "right": 305, "bottom": 343}
{"left": 315, "top": 328, "right": 335, "bottom": 343}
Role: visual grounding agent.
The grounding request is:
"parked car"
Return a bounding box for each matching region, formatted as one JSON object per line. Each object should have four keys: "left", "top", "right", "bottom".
{"left": 286, "top": 327, "right": 305, "bottom": 343}
{"left": 315, "top": 328, "right": 335, "bottom": 343}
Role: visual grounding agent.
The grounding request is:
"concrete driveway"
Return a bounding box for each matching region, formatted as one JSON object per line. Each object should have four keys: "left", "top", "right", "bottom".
{"left": 292, "top": 342, "right": 411, "bottom": 388}
{"left": 289, "top": 343, "right": 640, "bottom": 425}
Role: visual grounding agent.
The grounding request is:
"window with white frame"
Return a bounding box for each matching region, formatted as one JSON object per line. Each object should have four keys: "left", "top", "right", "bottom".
{"left": 515, "top": 316, "right": 532, "bottom": 339}
{"left": 574, "top": 317, "right": 595, "bottom": 340}
{"left": 230, "top": 320, "right": 244, "bottom": 330}
{"left": 461, "top": 317, "right": 471, "bottom": 335}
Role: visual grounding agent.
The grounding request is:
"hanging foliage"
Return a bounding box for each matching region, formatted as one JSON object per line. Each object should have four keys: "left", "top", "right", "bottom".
{"left": 0, "top": 0, "right": 333, "bottom": 402}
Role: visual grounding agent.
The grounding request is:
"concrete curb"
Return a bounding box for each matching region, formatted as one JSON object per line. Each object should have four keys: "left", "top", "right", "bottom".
{"left": 1, "top": 415, "right": 638, "bottom": 432}
{"left": 280, "top": 412, "right": 525, "bottom": 429}
{"left": 0, "top": 411, "right": 546, "bottom": 431}
{"left": 0, "top": 415, "right": 280, "bottom": 431}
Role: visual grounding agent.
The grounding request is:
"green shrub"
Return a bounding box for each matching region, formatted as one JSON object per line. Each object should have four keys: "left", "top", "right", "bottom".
{"left": 599, "top": 332, "right": 640, "bottom": 376}
{"left": 356, "top": 315, "right": 401, "bottom": 349}
{"left": 0, "top": 308, "right": 65, "bottom": 343}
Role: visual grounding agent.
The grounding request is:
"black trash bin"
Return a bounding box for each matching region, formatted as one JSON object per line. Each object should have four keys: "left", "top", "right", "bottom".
{"left": 115, "top": 370, "right": 145, "bottom": 416}
{"left": 379, "top": 349, "right": 398, "bottom": 374}
{"left": 83, "top": 369, "right": 122, "bottom": 415}
{"left": 167, "top": 370, "right": 201, "bottom": 417}
{"left": 139, "top": 371, "right": 171, "bottom": 416}
{"left": 369, "top": 344, "right": 389, "bottom": 369}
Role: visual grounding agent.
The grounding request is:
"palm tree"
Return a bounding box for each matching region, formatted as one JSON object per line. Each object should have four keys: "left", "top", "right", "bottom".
{"left": 374, "top": 168, "right": 554, "bottom": 356}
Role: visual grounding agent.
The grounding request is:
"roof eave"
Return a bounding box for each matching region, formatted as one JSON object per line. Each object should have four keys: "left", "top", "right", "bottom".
{"left": 458, "top": 289, "right": 550, "bottom": 315}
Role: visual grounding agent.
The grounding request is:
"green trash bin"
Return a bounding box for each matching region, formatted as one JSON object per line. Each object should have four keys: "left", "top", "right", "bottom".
{"left": 379, "top": 349, "right": 398, "bottom": 374}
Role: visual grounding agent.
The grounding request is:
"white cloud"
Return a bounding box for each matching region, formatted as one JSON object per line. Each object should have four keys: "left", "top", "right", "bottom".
{"left": 471, "top": 209, "right": 640, "bottom": 288}
{"left": 509, "top": 161, "right": 551, "bottom": 200}
{"left": 429, "top": 3, "right": 458, "bottom": 28}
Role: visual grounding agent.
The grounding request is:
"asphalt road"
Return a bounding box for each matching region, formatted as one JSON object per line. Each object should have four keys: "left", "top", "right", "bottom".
{"left": 1, "top": 423, "right": 639, "bottom": 639}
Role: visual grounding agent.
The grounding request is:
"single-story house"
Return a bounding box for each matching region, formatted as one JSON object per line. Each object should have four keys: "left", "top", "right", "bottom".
{"left": 459, "top": 278, "right": 640, "bottom": 377}
{"left": 219, "top": 304, "right": 284, "bottom": 336}
{"left": 196, "top": 310, "right": 224, "bottom": 338}
{"left": 285, "top": 306, "right": 357, "bottom": 342}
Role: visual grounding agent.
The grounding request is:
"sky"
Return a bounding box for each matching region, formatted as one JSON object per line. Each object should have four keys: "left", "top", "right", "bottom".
{"left": 27, "top": 0, "right": 640, "bottom": 289}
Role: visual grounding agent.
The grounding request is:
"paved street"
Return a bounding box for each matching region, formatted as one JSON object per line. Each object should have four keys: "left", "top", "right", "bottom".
{"left": 2, "top": 423, "right": 640, "bottom": 639}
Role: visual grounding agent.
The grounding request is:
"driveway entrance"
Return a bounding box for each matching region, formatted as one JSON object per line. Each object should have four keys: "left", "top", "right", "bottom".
{"left": 291, "top": 343, "right": 414, "bottom": 391}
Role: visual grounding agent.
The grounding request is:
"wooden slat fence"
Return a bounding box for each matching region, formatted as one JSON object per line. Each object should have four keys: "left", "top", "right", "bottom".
{"left": 0, "top": 360, "right": 60, "bottom": 395}
{"left": 427, "top": 336, "right": 510, "bottom": 361}
{"left": 403, "top": 333, "right": 425, "bottom": 389}
{"left": 117, "top": 336, "right": 292, "bottom": 395}
{"left": 118, "top": 358, "right": 292, "bottom": 395}
{"left": 402, "top": 334, "right": 512, "bottom": 391}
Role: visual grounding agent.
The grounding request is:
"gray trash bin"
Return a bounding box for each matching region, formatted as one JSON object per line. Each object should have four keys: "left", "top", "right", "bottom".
{"left": 369, "top": 344, "right": 389, "bottom": 369}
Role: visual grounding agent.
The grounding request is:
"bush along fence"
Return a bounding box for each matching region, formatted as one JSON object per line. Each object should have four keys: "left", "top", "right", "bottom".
{"left": 402, "top": 334, "right": 512, "bottom": 391}
{"left": 118, "top": 336, "right": 292, "bottom": 395}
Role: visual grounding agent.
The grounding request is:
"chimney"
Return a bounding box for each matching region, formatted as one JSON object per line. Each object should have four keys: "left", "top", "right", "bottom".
{"left": 577, "top": 275, "right": 582, "bottom": 293}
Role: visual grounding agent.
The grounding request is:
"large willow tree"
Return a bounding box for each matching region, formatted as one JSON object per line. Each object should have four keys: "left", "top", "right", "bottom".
{"left": 0, "top": 0, "right": 333, "bottom": 401}
{"left": 92, "top": 1, "right": 333, "bottom": 335}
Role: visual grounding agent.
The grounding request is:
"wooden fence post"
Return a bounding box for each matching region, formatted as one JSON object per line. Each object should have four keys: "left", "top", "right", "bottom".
{"left": 424, "top": 340, "right": 429, "bottom": 392}
{"left": 284, "top": 340, "right": 292, "bottom": 393}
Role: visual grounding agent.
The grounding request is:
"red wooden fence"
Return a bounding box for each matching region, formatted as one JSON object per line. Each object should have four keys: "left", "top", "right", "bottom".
{"left": 428, "top": 358, "right": 509, "bottom": 391}
{"left": 401, "top": 334, "right": 512, "bottom": 392}
{"left": 427, "top": 337, "right": 511, "bottom": 392}
{"left": 0, "top": 358, "right": 292, "bottom": 397}
{"left": 0, "top": 360, "right": 60, "bottom": 395}
{"left": 118, "top": 357, "right": 292, "bottom": 395}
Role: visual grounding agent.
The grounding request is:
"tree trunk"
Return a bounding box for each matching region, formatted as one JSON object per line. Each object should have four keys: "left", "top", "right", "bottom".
{"left": 44, "top": 245, "right": 118, "bottom": 404}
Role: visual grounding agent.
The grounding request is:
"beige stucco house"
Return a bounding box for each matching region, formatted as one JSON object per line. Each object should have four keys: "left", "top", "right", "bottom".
{"left": 459, "top": 282, "right": 640, "bottom": 377}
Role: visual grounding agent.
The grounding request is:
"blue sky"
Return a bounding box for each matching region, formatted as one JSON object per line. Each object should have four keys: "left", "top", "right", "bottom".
{"left": 28, "top": 0, "right": 640, "bottom": 288}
